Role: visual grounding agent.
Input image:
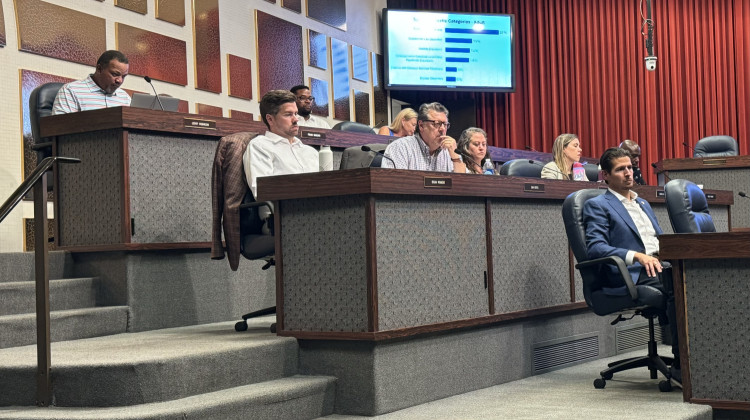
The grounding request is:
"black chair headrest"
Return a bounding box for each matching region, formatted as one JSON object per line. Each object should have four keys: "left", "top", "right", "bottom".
{"left": 498, "top": 159, "right": 544, "bottom": 177}
{"left": 331, "top": 121, "right": 375, "bottom": 133}
{"left": 694, "top": 135, "right": 738, "bottom": 157}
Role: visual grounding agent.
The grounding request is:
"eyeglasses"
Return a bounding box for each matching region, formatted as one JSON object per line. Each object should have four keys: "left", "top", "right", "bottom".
{"left": 296, "top": 96, "right": 315, "bottom": 102}
{"left": 423, "top": 119, "right": 450, "bottom": 130}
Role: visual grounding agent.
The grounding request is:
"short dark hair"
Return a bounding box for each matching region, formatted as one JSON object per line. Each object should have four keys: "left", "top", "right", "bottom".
{"left": 599, "top": 147, "right": 632, "bottom": 173}
{"left": 290, "top": 85, "right": 310, "bottom": 95}
{"left": 96, "top": 50, "right": 128, "bottom": 68}
{"left": 260, "top": 90, "right": 297, "bottom": 128}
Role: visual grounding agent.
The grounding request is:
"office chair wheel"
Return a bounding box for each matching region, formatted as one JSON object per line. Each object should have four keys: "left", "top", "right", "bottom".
{"left": 270, "top": 323, "right": 277, "bottom": 333}
{"left": 235, "top": 320, "right": 248, "bottom": 332}
{"left": 593, "top": 378, "right": 606, "bottom": 389}
{"left": 658, "top": 380, "right": 672, "bottom": 392}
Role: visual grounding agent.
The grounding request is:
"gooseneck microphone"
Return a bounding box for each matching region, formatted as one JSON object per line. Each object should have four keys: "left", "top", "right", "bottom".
{"left": 739, "top": 191, "right": 750, "bottom": 199}
{"left": 143, "top": 75, "right": 165, "bottom": 111}
{"left": 361, "top": 145, "right": 396, "bottom": 167}
{"left": 683, "top": 141, "right": 698, "bottom": 156}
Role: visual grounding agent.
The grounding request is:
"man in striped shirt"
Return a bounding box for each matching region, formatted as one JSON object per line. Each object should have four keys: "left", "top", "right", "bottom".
{"left": 52, "top": 50, "right": 131, "bottom": 114}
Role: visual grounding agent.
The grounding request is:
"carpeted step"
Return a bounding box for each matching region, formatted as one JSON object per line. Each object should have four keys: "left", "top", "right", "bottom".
{"left": 0, "top": 375, "right": 336, "bottom": 420}
{"left": 0, "top": 322, "right": 298, "bottom": 407}
{"left": 0, "top": 277, "right": 99, "bottom": 316}
{"left": 0, "top": 306, "right": 129, "bottom": 349}
{"left": 0, "top": 252, "right": 72, "bottom": 284}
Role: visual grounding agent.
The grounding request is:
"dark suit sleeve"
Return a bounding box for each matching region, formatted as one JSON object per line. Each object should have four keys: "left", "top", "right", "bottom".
{"left": 583, "top": 198, "right": 630, "bottom": 262}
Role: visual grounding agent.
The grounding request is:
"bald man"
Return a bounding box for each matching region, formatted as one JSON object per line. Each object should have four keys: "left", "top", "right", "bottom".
{"left": 619, "top": 140, "right": 647, "bottom": 185}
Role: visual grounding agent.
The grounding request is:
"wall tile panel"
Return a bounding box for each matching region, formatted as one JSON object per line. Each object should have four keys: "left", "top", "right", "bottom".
{"left": 193, "top": 0, "right": 222, "bottom": 93}
{"left": 353, "top": 89, "right": 370, "bottom": 126}
{"left": 196, "top": 103, "right": 223, "bottom": 117}
{"left": 309, "top": 77, "right": 330, "bottom": 117}
{"left": 256, "top": 10, "right": 303, "bottom": 97}
{"left": 230, "top": 110, "right": 254, "bottom": 121}
{"left": 0, "top": 2, "right": 6, "bottom": 47}
{"left": 116, "top": 23, "right": 188, "bottom": 86}
{"left": 115, "top": 0, "right": 147, "bottom": 14}
{"left": 307, "top": 0, "right": 346, "bottom": 30}
{"left": 156, "top": 0, "right": 186, "bottom": 26}
{"left": 331, "top": 37, "right": 350, "bottom": 120}
{"left": 372, "top": 53, "right": 387, "bottom": 129}
{"left": 227, "top": 54, "right": 252, "bottom": 100}
{"left": 16, "top": 0, "right": 106, "bottom": 65}
{"left": 282, "top": 0, "right": 302, "bottom": 13}
{"left": 351, "top": 45, "right": 368, "bottom": 82}
{"left": 308, "top": 30, "right": 327, "bottom": 69}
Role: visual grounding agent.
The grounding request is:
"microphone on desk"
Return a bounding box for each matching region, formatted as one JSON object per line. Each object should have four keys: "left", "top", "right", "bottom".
{"left": 683, "top": 141, "right": 698, "bottom": 156}
{"left": 143, "top": 76, "right": 165, "bottom": 111}
{"left": 361, "top": 145, "right": 396, "bottom": 167}
{"left": 739, "top": 191, "right": 750, "bottom": 200}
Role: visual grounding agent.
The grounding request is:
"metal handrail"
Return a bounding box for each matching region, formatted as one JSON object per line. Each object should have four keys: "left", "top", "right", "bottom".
{"left": 0, "top": 156, "right": 79, "bottom": 407}
{"left": 0, "top": 157, "right": 80, "bottom": 223}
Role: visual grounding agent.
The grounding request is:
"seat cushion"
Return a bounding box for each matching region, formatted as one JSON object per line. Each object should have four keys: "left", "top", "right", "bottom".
{"left": 589, "top": 284, "right": 666, "bottom": 316}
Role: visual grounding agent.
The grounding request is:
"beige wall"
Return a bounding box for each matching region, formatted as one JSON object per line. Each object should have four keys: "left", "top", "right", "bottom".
{"left": 0, "top": 0, "right": 386, "bottom": 251}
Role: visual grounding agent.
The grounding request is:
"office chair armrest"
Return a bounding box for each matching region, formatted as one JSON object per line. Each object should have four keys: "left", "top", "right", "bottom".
{"left": 575, "top": 255, "right": 638, "bottom": 301}
{"left": 31, "top": 141, "right": 53, "bottom": 150}
{"left": 239, "top": 200, "right": 273, "bottom": 214}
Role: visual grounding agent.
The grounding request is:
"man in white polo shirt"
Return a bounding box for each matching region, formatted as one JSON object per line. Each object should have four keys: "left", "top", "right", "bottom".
{"left": 52, "top": 50, "right": 131, "bottom": 114}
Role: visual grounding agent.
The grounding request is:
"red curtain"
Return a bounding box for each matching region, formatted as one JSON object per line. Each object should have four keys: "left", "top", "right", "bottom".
{"left": 414, "top": 0, "right": 750, "bottom": 184}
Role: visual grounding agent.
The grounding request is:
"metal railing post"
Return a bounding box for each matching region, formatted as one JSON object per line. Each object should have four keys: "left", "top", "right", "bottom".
{"left": 34, "top": 174, "right": 51, "bottom": 406}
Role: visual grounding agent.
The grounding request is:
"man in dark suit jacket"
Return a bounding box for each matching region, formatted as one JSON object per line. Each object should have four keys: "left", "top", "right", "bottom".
{"left": 583, "top": 147, "right": 680, "bottom": 382}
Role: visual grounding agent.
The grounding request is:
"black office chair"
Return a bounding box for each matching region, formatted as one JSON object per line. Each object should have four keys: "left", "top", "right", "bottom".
{"left": 498, "top": 159, "right": 544, "bottom": 177}
{"left": 693, "top": 135, "right": 738, "bottom": 157}
{"left": 332, "top": 121, "right": 375, "bottom": 134}
{"left": 583, "top": 163, "right": 600, "bottom": 182}
{"left": 664, "top": 179, "right": 716, "bottom": 233}
{"left": 562, "top": 189, "right": 675, "bottom": 392}
{"left": 339, "top": 143, "right": 387, "bottom": 169}
{"left": 29, "top": 82, "right": 64, "bottom": 162}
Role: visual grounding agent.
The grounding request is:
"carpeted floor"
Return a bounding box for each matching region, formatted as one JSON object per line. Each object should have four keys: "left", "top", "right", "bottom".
{"left": 320, "top": 344, "right": 713, "bottom": 420}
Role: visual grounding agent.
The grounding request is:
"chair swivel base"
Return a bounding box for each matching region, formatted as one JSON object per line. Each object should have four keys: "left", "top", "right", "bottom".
{"left": 593, "top": 340, "right": 676, "bottom": 392}
{"left": 234, "top": 306, "right": 277, "bottom": 332}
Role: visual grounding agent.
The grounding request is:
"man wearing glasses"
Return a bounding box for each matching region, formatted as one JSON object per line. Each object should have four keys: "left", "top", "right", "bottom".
{"left": 380, "top": 102, "right": 465, "bottom": 173}
{"left": 290, "top": 85, "right": 331, "bottom": 129}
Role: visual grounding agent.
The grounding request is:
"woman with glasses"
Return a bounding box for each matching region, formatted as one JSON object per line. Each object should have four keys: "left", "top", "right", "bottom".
{"left": 455, "top": 127, "right": 490, "bottom": 174}
{"left": 541, "top": 133, "right": 589, "bottom": 181}
{"left": 378, "top": 108, "right": 418, "bottom": 138}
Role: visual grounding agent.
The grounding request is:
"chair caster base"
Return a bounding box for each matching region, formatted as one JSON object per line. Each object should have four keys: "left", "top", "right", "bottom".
{"left": 594, "top": 378, "right": 606, "bottom": 389}
{"left": 235, "top": 320, "right": 248, "bottom": 332}
{"left": 659, "top": 380, "right": 673, "bottom": 392}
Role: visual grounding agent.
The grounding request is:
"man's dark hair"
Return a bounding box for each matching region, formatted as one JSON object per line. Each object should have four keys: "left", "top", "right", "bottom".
{"left": 599, "top": 147, "right": 632, "bottom": 173}
{"left": 96, "top": 50, "right": 128, "bottom": 68}
{"left": 260, "top": 90, "right": 297, "bottom": 128}
{"left": 290, "top": 85, "right": 310, "bottom": 95}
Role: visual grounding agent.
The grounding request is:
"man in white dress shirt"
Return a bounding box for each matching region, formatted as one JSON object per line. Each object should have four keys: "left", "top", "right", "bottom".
{"left": 290, "top": 85, "right": 331, "bottom": 128}
{"left": 243, "top": 90, "right": 319, "bottom": 202}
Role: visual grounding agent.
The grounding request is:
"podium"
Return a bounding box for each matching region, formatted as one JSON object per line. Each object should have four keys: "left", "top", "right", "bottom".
{"left": 660, "top": 232, "right": 750, "bottom": 411}
{"left": 654, "top": 156, "right": 750, "bottom": 228}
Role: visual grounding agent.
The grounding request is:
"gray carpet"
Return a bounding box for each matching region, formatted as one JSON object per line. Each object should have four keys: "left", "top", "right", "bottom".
{"left": 319, "top": 344, "right": 713, "bottom": 420}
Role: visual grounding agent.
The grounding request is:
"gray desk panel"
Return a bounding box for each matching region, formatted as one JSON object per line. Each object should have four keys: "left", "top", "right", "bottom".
{"left": 375, "top": 196, "right": 488, "bottom": 330}
{"left": 281, "top": 195, "right": 369, "bottom": 332}
{"left": 491, "top": 199, "right": 571, "bottom": 312}
{"left": 684, "top": 258, "right": 750, "bottom": 402}
{"left": 57, "top": 129, "right": 123, "bottom": 246}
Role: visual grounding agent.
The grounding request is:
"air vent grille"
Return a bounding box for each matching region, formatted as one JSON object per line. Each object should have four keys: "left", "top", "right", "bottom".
{"left": 615, "top": 322, "right": 663, "bottom": 354}
{"left": 532, "top": 333, "right": 599, "bottom": 374}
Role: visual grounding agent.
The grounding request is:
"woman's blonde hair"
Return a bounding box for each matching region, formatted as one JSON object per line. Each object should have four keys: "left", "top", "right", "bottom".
{"left": 552, "top": 133, "right": 579, "bottom": 179}
{"left": 389, "top": 108, "right": 418, "bottom": 133}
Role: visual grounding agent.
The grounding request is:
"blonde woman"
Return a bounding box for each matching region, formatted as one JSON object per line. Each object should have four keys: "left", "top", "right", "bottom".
{"left": 378, "top": 108, "right": 418, "bottom": 137}
{"left": 541, "top": 133, "right": 589, "bottom": 180}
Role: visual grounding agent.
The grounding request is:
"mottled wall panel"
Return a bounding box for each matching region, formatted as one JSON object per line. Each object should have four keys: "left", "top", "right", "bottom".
{"left": 372, "top": 53, "right": 388, "bottom": 128}
{"left": 351, "top": 45, "right": 368, "bottom": 82}
{"left": 16, "top": 0, "right": 105, "bottom": 65}
{"left": 196, "top": 103, "right": 223, "bottom": 117}
{"left": 116, "top": 23, "right": 188, "bottom": 86}
{"left": 256, "top": 11, "right": 303, "bottom": 97}
{"left": 230, "top": 110, "right": 254, "bottom": 121}
{"left": 282, "top": 0, "right": 302, "bottom": 13}
{"left": 353, "top": 90, "right": 370, "bottom": 126}
{"left": 115, "top": 0, "right": 147, "bottom": 14}
{"left": 227, "top": 54, "right": 252, "bottom": 100}
{"left": 20, "top": 70, "right": 74, "bottom": 179}
{"left": 178, "top": 100, "right": 189, "bottom": 113}
{"left": 0, "top": 2, "right": 6, "bottom": 47}
{"left": 309, "top": 77, "right": 330, "bottom": 117}
{"left": 307, "top": 0, "right": 347, "bottom": 30}
{"left": 193, "top": 0, "right": 222, "bottom": 93}
{"left": 156, "top": 0, "right": 186, "bottom": 26}
{"left": 308, "top": 30, "right": 327, "bottom": 69}
{"left": 330, "top": 38, "right": 350, "bottom": 120}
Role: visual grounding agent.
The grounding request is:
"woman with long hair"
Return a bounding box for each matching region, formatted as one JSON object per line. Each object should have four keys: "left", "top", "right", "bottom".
{"left": 541, "top": 133, "right": 589, "bottom": 180}
{"left": 378, "top": 108, "right": 418, "bottom": 137}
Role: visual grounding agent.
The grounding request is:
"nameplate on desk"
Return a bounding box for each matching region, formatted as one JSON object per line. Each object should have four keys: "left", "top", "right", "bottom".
{"left": 523, "top": 183, "right": 545, "bottom": 193}
{"left": 656, "top": 190, "right": 665, "bottom": 198}
{"left": 300, "top": 130, "right": 326, "bottom": 139}
{"left": 424, "top": 177, "right": 452, "bottom": 188}
{"left": 184, "top": 118, "right": 216, "bottom": 130}
{"left": 706, "top": 193, "right": 717, "bottom": 200}
{"left": 702, "top": 158, "right": 727, "bottom": 166}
